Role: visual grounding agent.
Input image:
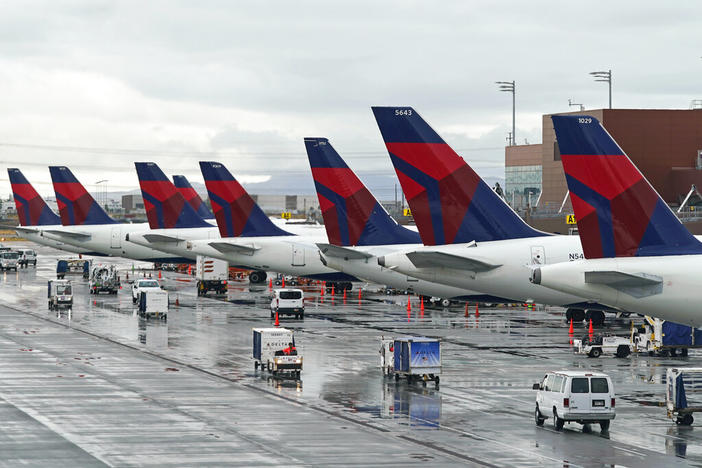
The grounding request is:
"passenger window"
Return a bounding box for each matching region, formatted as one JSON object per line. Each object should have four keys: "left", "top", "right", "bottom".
{"left": 544, "top": 375, "right": 555, "bottom": 392}
{"left": 553, "top": 376, "right": 563, "bottom": 393}
{"left": 571, "top": 377, "right": 589, "bottom": 393}
{"left": 590, "top": 378, "right": 609, "bottom": 393}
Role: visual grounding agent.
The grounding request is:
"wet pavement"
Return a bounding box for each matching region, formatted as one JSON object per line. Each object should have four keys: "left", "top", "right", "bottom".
{"left": 0, "top": 242, "right": 700, "bottom": 466}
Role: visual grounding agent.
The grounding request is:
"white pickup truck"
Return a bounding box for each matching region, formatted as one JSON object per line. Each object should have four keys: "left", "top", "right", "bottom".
{"left": 573, "top": 334, "right": 632, "bottom": 358}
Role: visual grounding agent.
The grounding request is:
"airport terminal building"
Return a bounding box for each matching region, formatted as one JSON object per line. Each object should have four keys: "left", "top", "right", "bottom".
{"left": 506, "top": 108, "right": 702, "bottom": 233}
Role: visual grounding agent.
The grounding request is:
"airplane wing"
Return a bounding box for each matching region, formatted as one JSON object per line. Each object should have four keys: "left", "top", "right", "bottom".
{"left": 316, "top": 243, "right": 373, "bottom": 260}
{"left": 142, "top": 234, "right": 184, "bottom": 243}
{"left": 406, "top": 251, "right": 501, "bottom": 272}
{"left": 42, "top": 229, "right": 92, "bottom": 240}
{"left": 208, "top": 241, "right": 259, "bottom": 255}
{"left": 584, "top": 270, "right": 663, "bottom": 298}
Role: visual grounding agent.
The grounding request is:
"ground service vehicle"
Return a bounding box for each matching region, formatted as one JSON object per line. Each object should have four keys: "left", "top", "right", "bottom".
{"left": 48, "top": 279, "right": 73, "bottom": 310}
{"left": 138, "top": 289, "right": 168, "bottom": 319}
{"left": 89, "top": 264, "right": 119, "bottom": 295}
{"left": 132, "top": 278, "right": 162, "bottom": 304}
{"left": 252, "top": 328, "right": 302, "bottom": 378}
{"left": 0, "top": 251, "right": 19, "bottom": 271}
{"left": 196, "top": 256, "right": 228, "bottom": 296}
{"left": 666, "top": 367, "right": 702, "bottom": 426}
{"left": 383, "top": 337, "right": 441, "bottom": 387}
{"left": 573, "top": 335, "right": 632, "bottom": 358}
{"left": 18, "top": 249, "right": 37, "bottom": 267}
{"left": 533, "top": 371, "right": 615, "bottom": 431}
{"left": 632, "top": 318, "right": 702, "bottom": 357}
{"left": 270, "top": 289, "right": 305, "bottom": 319}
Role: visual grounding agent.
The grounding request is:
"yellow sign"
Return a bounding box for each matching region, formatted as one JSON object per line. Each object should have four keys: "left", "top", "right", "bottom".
{"left": 403, "top": 208, "right": 412, "bottom": 217}
{"left": 566, "top": 214, "right": 577, "bottom": 225}
{"left": 281, "top": 212, "right": 292, "bottom": 220}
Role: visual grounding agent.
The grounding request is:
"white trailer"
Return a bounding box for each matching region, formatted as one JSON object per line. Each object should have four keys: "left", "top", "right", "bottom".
{"left": 138, "top": 289, "right": 168, "bottom": 319}
{"left": 196, "top": 256, "right": 229, "bottom": 296}
{"left": 252, "top": 327, "right": 302, "bottom": 378}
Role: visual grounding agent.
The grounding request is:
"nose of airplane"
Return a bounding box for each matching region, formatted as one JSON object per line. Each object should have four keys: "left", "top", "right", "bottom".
{"left": 530, "top": 267, "right": 541, "bottom": 285}
{"left": 377, "top": 256, "right": 386, "bottom": 267}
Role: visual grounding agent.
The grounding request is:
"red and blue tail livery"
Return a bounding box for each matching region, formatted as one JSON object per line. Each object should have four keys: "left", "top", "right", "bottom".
{"left": 172, "top": 175, "right": 214, "bottom": 219}
{"left": 135, "top": 162, "right": 212, "bottom": 229}
{"left": 552, "top": 115, "right": 702, "bottom": 258}
{"left": 49, "top": 166, "right": 116, "bottom": 225}
{"left": 372, "top": 106, "right": 544, "bottom": 246}
{"left": 305, "top": 137, "right": 419, "bottom": 246}
{"left": 8, "top": 168, "right": 61, "bottom": 226}
{"left": 199, "top": 161, "right": 291, "bottom": 238}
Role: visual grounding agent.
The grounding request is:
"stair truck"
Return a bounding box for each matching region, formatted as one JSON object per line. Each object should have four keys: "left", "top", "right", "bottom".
{"left": 632, "top": 317, "right": 702, "bottom": 357}
{"left": 196, "top": 256, "right": 229, "bottom": 296}
{"left": 89, "top": 264, "right": 120, "bottom": 295}
{"left": 253, "top": 327, "right": 302, "bottom": 378}
{"left": 138, "top": 289, "right": 168, "bottom": 319}
{"left": 382, "top": 336, "right": 441, "bottom": 387}
{"left": 48, "top": 279, "right": 73, "bottom": 310}
{"left": 666, "top": 367, "right": 702, "bottom": 426}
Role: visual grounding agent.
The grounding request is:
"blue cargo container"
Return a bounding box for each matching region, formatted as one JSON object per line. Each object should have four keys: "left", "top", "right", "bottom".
{"left": 392, "top": 337, "right": 441, "bottom": 386}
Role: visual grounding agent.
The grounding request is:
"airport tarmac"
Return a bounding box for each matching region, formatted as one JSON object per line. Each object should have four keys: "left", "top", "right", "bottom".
{"left": 0, "top": 242, "right": 700, "bottom": 467}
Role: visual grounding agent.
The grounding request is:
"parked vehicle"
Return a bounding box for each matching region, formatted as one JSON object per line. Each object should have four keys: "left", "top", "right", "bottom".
{"left": 533, "top": 371, "right": 615, "bottom": 431}
{"left": 666, "top": 367, "right": 702, "bottom": 426}
{"left": 252, "top": 327, "right": 302, "bottom": 378}
{"left": 56, "top": 260, "right": 68, "bottom": 279}
{"left": 270, "top": 288, "right": 305, "bottom": 319}
{"left": 48, "top": 279, "right": 73, "bottom": 310}
{"left": 18, "top": 249, "right": 37, "bottom": 267}
{"left": 633, "top": 317, "right": 702, "bottom": 357}
{"left": 89, "top": 264, "right": 120, "bottom": 295}
{"left": 573, "top": 334, "right": 632, "bottom": 358}
{"left": 196, "top": 256, "right": 228, "bottom": 296}
{"left": 382, "top": 336, "right": 441, "bottom": 387}
{"left": 138, "top": 289, "right": 168, "bottom": 319}
{"left": 0, "top": 251, "right": 19, "bottom": 271}
{"left": 132, "top": 278, "right": 162, "bottom": 304}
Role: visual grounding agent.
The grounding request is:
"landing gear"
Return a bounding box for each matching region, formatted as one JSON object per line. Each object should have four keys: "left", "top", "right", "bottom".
{"left": 249, "top": 270, "right": 267, "bottom": 284}
{"left": 565, "top": 308, "right": 585, "bottom": 322}
{"left": 585, "top": 310, "right": 606, "bottom": 326}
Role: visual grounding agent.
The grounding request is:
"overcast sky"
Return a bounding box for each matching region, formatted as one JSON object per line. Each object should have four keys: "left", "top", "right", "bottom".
{"left": 1, "top": 1, "right": 700, "bottom": 198}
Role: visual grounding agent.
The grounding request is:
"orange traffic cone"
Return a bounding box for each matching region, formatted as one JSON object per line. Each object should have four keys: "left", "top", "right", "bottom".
{"left": 588, "top": 318, "right": 594, "bottom": 337}
{"left": 358, "top": 288, "right": 362, "bottom": 300}
{"left": 406, "top": 294, "right": 411, "bottom": 312}
{"left": 420, "top": 296, "right": 425, "bottom": 312}
{"left": 275, "top": 309, "right": 280, "bottom": 327}
{"left": 126, "top": 272, "right": 129, "bottom": 280}
{"left": 282, "top": 277, "right": 285, "bottom": 288}
{"left": 320, "top": 283, "right": 325, "bottom": 296}
{"left": 568, "top": 318, "right": 574, "bottom": 334}
{"left": 343, "top": 288, "right": 347, "bottom": 302}
{"left": 158, "top": 270, "right": 162, "bottom": 279}
{"left": 269, "top": 278, "right": 272, "bottom": 289}
{"left": 464, "top": 302, "right": 469, "bottom": 317}
{"left": 175, "top": 296, "right": 179, "bottom": 306}
{"left": 475, "top": 303, "right": 480, "bottom": 317}
{"left": 187, "top": 265, "right": 192, "bottom": 275}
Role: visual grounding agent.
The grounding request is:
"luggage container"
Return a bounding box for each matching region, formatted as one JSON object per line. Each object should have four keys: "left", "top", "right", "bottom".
{"left": 138, "top": 289, "right": 168, "bottom": 319}
{"left": 666, "top": 367, "right": 702, "bottom": 426}
{"left": 252, "top": 327, "right": 302, "bottom": 378}
{"left": 388, "top": 337, "right": 441, "bottom": 387}
{"left": 48, "top": 279, "right": 73, "bottom": 310}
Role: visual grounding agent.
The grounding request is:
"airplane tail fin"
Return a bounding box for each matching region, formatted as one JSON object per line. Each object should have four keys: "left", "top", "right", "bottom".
{"left": 134, "top": 163, "right": 212, "bottom": 229}
{"left": 199, "top": 161, "right": 291, "bottom": 238}
{"left": 551, "top": 115, "right": 702, "bottom": 258}
{"left": 48, "top": 166, "right": 116, "bottom": 225}
{"left": 8, "top": 168, "right": 62, "bottom": 226}
{"left": 372, "top": 106, "right": 544, "bottom": 246}
{"left": 172, "top": 175, "right": 214, "bottom": 219}
{"left": 304, "top": 137, "right": 419, "bottom": 246}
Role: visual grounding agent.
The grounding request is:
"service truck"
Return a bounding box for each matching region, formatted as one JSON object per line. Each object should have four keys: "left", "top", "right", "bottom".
{"left": 196, "top": 256, "right": 228, "bottom": 296}
{"left": 89, "top": 264, "right": 120, "bottom": 295}
{"left": 48, "top": 279, "right": 73, "bottom": 310}
{"left": 138, "top": 289, "right": 168, "bottom": 319}
{"left": 252, "top": 327, "right": 302, "bottom": 378}
{"left": 633, "top": 317, "right": 702, "bottom": 357}
{"left": 0, "top": 251, "right": 19, "bottom": 271}
{"left": 573, "top": 334, "right": 632, "bottom": 358}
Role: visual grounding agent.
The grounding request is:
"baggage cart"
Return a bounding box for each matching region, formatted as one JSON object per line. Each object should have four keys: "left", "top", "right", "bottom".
{"left": 666, "top": 367, "right": 702, "bottom": 426}
{"left": 253, "top": 327, "right": 302, "bottom": 378}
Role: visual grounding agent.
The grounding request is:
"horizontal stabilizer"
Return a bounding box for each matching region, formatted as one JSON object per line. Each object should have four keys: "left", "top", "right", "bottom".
{"left": 584, "top": 270, "right": 663, "bottom": 298}
{"left": 42, "top": 229, "right": 92, "bottom": 240}
{"left": 207, "top": 241, "right": 259, "bottom": 255}
{"left": 406, "top": 251, "right": 500, "bottom": 272}
{"left": 317, "top": 243, "right": 374, "bottom": 260}
{"left": 142, "top": 234, "right": 184, "bottom": 243}
{"left": 14, "top": 226, "right": 40, "bottom": 234}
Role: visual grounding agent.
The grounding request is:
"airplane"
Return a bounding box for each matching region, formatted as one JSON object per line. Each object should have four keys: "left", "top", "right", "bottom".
{"left": 304, "top": 136, "right": 493, "bottom": 303}
{"left": 369, "top": 106, "right": 623, "bottom": 324}
{"left": 531, "top": 115, "right": 702, "bottom": 327}
{"left": 38, "top": 166, "right": 192, "bottom": 262}
{"left": 168, "top": 161, "right": 358, "bottom": 286}
{"left": 7, "top": 168, "right": 94, "bottom": 255}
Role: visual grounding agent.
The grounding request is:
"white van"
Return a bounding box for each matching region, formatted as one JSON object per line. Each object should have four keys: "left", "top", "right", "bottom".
{"left": 533, "top": 370, "right": 615, "bottom": 431}
{"left": 18, "top": 249, "right": 37, "bottom": 267}
{"left": 0, "top": 251, "right": 19, "bottom": 271}
{"left": 270, "top": 288, "right": 304, "bottom": 319}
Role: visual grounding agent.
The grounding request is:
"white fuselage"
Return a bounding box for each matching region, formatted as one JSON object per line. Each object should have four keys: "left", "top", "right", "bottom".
{"left": 319, "top": 244, "right": 484, "bottom": 300}
{"left": 379, "top": 235, "right": 602, "bottom": 307}
{"left": 16, "top": 226, "right": 92, "bottom": 255}
{"left": 535, "top": 255, "right": 702, "bottom": 327}
{"left": 39, "top": 223, "right": 187, "bottom": 262}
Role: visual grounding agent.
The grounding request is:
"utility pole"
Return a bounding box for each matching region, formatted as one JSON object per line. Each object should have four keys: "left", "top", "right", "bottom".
{"left": 496, "top": 81, "right": 516, "bottom": 145}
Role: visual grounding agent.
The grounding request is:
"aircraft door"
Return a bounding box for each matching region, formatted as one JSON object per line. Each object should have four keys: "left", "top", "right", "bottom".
{"left": 292, "top": 245, "right": 305, "bottom": 266}
{"left": 111, "top": 227, "right": 121, "bottom": 248}
{"left": 530, "top": 246, "right": 545, "bottom": 265}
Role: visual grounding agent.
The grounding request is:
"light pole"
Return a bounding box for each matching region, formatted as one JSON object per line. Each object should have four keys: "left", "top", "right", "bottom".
{"left": 95, "top": 179, "right": 108, "bottom": 210}
{"left": 589, "top": 69, "right": 612, "bottom": 109}
{"left": 496, "top": 80, "right": 515, "bottom": 146}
